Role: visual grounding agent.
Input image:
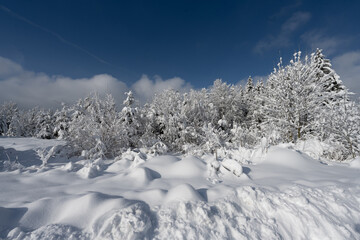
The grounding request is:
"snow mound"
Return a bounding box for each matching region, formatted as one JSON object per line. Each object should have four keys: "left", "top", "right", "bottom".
{"left": 157, "top": 185, "right": 360, "bottom": 239}
{"left": 165, "top": 184, "right": 204, "bottom": 204}
{"left": 19, "top": 192, "right": 128, "bottom": 231}
{"left": 349, "top": 157, "right": 360, "bottom": 169}
{"left": 295, "top": 139, "right": 325, "bottom": 160}
{"left": 155, "top": 199, "right": 282, "bottom": 239}
{"left": 93, "top": 202, "right": 153, "bottom": 240}
{"left": 221, "top": 159, "right": 243, "bottom": 177}
{"left": 156, "top": 156, "right": 206, "bottom": 179}
{"left": 262, "top": 147, "right": 320, "bottom": 169}
{"left": 8, "top": 224, "right": 88, "bottom": 240}
{"left": 127, "top": 167, "right": 161, "bottom": 186}
{"left": 106, "top": 159, "right": 132, "bottom": 172}
{"left": 77, "top": 159, "right": 104, "bottom": 178}
{"left": 121, "top": 149, "right": 146, "bottom": 167}
{"left": 234, "top": 185, "right": 360, "bottom": 239}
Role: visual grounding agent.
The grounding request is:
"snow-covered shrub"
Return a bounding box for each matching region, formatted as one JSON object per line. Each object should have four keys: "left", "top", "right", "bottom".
{"left": 142, "top": 90, "right": 183, "bottom": 151}
{"left": 67, "top": 93, "right": 120, "bottom": 159}
{"left": 148, "top": 141, "right": 169, "bottom": 156}
{"left": 0, "top": 102, "right": 18, "bottom": 136}
{"left": 322, "top": 100, "right": 360, "bottom": 160}
{"left": 1, "top": 160, "right": 24, "bottom": 172}
{"left": 77, "top": 158, "right": 104, "bottom": 178}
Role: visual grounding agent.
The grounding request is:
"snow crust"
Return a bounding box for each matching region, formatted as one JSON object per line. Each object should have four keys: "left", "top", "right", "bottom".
{"left": 1, "top": 137, "right": 360, "bottom": 239}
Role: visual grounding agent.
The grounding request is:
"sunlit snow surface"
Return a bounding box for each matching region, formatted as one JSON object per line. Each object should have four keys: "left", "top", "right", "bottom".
{"left": 0, "top": 137, "right": 360, "bottom": 239}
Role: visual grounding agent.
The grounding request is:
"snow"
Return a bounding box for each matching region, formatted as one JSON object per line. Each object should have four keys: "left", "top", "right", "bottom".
{"left": 221, "top": 159, "right": 243, "bottom": 176}
{"left": 1, "top": 137, "right": 360, "bottom": 239}
{"left": 349, "top": 157, "right": 360, "bottom": 169}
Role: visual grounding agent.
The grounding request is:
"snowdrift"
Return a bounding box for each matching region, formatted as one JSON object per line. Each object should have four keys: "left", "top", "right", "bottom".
{"left": 0, "top": 137, "right": 360, "bottom": 239}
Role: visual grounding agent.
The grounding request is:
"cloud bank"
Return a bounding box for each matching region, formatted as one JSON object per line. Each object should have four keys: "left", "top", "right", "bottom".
{"left": 132, "top": 75, "right": 192, "bottom": 103}
{"left": 333, "top": 51, "right": 360, "bottom": 96}
{"left": 0, "top": 56, "right": 192, "bottom": 109}
{"left": 300, "top": 31, "right": 350, "bottom": 56}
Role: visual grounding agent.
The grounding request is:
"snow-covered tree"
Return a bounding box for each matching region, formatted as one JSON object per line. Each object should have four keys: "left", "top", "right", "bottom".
{"left": 311, "top": 49, "right": 348, "bottom": 104}
{"left": 35, "top": 109, "right": 55, "bottom": 139}
{"left": 67, "top": 93, "right": 120, "bottom": 159}
{"left": 208, "top": 79, "right": 235, "bottom": 128}
{"left": 0, "top": 102, "right": 18, "bottom": 136}
{"left": 323, "top": 99, "right": 360, "bottom": 160}
{"left": 20, "top": 108, "right": 39, "bottom": 137}
{"left": 118, "top": 91, "right": 143, "bottom": 149}
{"left": 143, "top": 89, "right": 183, "bottom": 151}
{"left": 53, "top": 103, "right": 72, "bottom": 139}
{"left": 245, "top": 76, "right": 254, "bottom": 93}
{"left": 178, "top": 90, "right": 207, "bottom": 150}
{"left": 261, "top": 52, "right": 324, "bottom": 143}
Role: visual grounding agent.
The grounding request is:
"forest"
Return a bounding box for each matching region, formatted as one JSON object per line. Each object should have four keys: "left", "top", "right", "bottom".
{"left": 1, "top": 49, "right": 359, "bottom": 161}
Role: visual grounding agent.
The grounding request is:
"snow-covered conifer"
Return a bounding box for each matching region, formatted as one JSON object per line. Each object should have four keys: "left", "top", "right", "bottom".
{"left": 118, "top": 91, "right": 143, "bottom": 149}
{"left": 311, "top": 49, "right": 347, "bottom": 104}
{"left": 35, "top": 109, "right": 55, "bottom": 139}
{"left": 53, "top": 103, "right": 71, "bottom": 139}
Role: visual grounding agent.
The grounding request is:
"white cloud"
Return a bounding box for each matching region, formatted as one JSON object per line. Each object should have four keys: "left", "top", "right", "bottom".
{"left": 0, "top": 56, "right": 193, "bottom": 108}
{"left": 332, "top": 51, "right": 360, "bottom": 96}
{"left": 270, "top": 0, "right": 303, "bottom": 19}
{"left": 254, "top": 12, "right": 311, "bottom": 54}
{"left": 301, "top": 31, "right": 347, "bottom": 56}
{"left": 0, "top": 72, "right": 128, "bottom": 109}
{"left": 132, "top": 75, "right": 192, "bottom": 103}
{"left": 0, "top": 56, "right": 23, "bottom": 78}
{"left": 281, "top": 12, "right": 311, "bottom": 32}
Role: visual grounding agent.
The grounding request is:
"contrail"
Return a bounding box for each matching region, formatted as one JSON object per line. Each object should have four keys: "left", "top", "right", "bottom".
{"left": 0, "top": 4, "right": 112, "bottom": 66}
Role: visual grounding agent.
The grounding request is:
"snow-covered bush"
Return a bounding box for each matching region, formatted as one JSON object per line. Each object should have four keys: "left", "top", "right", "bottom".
{"left": 66, "top": 93, "right": 121, "bottom": 159}
{"left": 323, "top": 100, "right": 360, "bottom": 160}
{"left": 0, "top": 102, "right": 18, "bottom": 136}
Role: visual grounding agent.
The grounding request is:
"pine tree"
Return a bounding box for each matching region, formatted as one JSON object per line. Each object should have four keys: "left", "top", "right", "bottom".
{"left": 53, "top": 103, "right": 71, "bottom": 139}
{"left": 35, "top": 109, "right": 55, "bottom": 139}
{"left": 118, "top": 91, "right": 143, "bottom": 149}
{"left": 245, "top": 76, "right": 254, "bottom": 93}
{"left": 311, "top": 49, "right": 348, "bottom": 104}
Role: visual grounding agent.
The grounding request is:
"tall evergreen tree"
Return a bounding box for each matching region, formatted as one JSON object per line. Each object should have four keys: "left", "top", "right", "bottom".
{"left": 118, "top": 91, "right": 143, "bottom": 149}
{"left": 311, "top": 48, "right": 348, "bottom": 104}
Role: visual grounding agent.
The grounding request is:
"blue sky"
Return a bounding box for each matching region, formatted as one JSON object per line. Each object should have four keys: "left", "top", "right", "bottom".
{"left": 0, "top": 0, "right": 359, "bottom": 107}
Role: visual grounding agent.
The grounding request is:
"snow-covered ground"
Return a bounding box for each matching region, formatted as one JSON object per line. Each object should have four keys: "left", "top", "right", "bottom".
{"left": 0, "top": 137, "right": 360, "bottom": 239}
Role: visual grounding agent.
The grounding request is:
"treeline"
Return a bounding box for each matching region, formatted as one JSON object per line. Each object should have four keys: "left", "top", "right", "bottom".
{"left": 1, "top": 49, "right": 359, "bottom": 160}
